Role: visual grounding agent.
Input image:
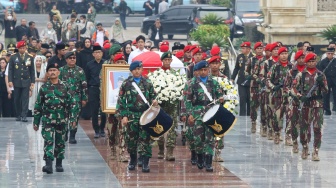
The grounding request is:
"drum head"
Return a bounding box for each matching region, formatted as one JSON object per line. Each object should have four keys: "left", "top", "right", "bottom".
{"left": 202, "top": 104, "right": 220, "bottom": 122}
{"left": 140, "top": 106, "right": 160, "bottom": 126}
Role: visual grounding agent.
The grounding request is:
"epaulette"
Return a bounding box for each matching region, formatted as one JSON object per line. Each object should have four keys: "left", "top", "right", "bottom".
{"left": 28, "top": 53, "right": 34, "bottom": 57}
{"left": 220, "top": 56, "right": 228, "bottom": 60}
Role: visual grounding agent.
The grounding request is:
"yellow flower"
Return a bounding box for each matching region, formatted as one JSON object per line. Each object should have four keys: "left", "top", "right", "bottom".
{"left": 233, "top": 90, "right": 237, "bottom": 95}
{"left": 224, "top": 103, "right": 229, "bottom": 109}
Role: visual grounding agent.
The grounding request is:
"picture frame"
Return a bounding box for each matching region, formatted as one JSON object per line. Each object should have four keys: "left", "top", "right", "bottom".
{"left": 101, "top": 64, "right": 130, "bottom": 114}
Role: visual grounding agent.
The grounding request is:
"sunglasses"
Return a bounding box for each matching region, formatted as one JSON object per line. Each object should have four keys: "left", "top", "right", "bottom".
{"left": 68, "top": 56, "right": 76, "bottom": 60}
{"left": 46, "top": 56, "right": 51, "bottom": 58}
{"left": 145, "top": 46, "right": 151, "bottom": 48}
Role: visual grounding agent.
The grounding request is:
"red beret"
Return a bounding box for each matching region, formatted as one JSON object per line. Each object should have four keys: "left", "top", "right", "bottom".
{"left": 160, "top": 45, "right": 169, "bottom": 52}
{"left": 269, "top": 42, "right": 281, "bottom": 52}
{"left": 184, "top": 45, "right": 191, "bottom": 52}
{"left": 103, "top": 43, "right": 111, "bottom": 50}
{"left": 210, "top": 46, "right": 220, "bottom": 56}
{"left": 16, "top": 41, "right": 26, "bottom": 49}
{"left": 305, "top": 53, "right": 317, "bottom": 63}
{"left": 114, "top": 54, "right": 125, "bottom": 62}
{"left": 192, "top": 47, "right": 202, "bottom": 56}
{"left": 132, "top": 40, "right": 137, "bottom": 45}
{"left": 265, "top": 44, "right": 272, "bottom": 51}
{"left": 189, "top": 45, "right": 198, "bottom": 52}
{"left": 175, "top": 51, "right": 184, "bottom": 58}
{"left": 240, "top": 41, "right": 251, "bottom": 48}
{"left": 103, "top": 40, "right": 109, "bottom": 46}
{"left": 161, "top": 41, "right": 169, "bottom": 46}
{"left": 294, "top": 50, "right": 304, "bottom": 61}
{"left": 208, "top": 56, "right": 221, "bottom": 64}
{"left": 202, "top": 52, "right": 207, "bottom": 60}
{"left": 254, "top": 42, "right": 263, "bottom": 50}
{"left": 278, "top": 47, "right": 288, "bottom": 55}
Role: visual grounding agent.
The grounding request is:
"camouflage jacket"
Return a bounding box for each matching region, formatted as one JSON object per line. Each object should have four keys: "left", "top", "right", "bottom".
{"left": 291, "top": 69, "right": 328, "bottom": 108}
{"left": 59, "top": 65, "right": 88, "bottom": 101}
{"left": 266, "top": 62, "right": 292, "bottom": 98}
{"left": 246, "top": 55, "right": 264, "bottom": 88}
{"left": 259, "top": 57, "right": 277, "bottom": 92}
{"left": 116, "top": 76, "right": 156, "bottom": 118}
{"left": 184, "top": 76, "right": 223, "bottom": 118}
{"left": 283, "top": 64, "right": 303, "bottom": 106}
{"left": 33, "top": 80, "right": 76, "bottom": 127}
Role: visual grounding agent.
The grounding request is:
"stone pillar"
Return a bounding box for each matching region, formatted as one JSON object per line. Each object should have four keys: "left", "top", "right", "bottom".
{"left": 258, "top": 0, "right": 336, "bottom": 45}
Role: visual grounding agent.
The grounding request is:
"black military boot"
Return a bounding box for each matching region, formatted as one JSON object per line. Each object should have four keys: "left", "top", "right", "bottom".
{"left": 141, "top": 155, "right": 150, "bottom": 173}
{"left": 138, "top": 155, "right": 143, "bottom": 167}
{"left": 42, "top": 159, "right": 53, "bottom": 174}
{"left": 128, "top": 153, "right": 137, "bottom": 170}
{"left": 191, "top": 150, "right": 197, "bottom": 165}
{"left": 55, "top": 158, "right": 64, "bottom": 172}
{"left": 197, "top": 154, "right": 204, "bottom": 169}
{"left": 64, "top": 130, "right": 69, "bottom": 142}
{"left": 69, "top": 130, "right": 77, "bottom": 144}
{"left": 205, "top": 155, "right": 213, "bottom": 172}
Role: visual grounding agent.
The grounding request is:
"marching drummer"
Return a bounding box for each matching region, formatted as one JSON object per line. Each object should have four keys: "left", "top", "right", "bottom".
{"left": 116, "top": 61, "right": 158, "bottom": 173}
{"left": 184, "top": 60, "right": 224, "bottom": 172}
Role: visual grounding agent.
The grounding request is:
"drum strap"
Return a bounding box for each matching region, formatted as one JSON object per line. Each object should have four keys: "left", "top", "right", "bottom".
{"left": 199, "top": 82, "right": 213, "bottom": 102}
{"left": 131, "top": 82, "right": 150, "bottom": 105}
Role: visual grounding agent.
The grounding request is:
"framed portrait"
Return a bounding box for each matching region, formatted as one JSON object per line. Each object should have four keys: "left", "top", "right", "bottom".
{"left": 101, "top": 64, "right": 131, "bottom": 114}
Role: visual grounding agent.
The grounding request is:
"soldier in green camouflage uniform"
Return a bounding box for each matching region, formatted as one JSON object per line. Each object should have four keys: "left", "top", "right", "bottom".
{"left": 59, "top": 52, "right": 87, "bottom": 144}
{"left": 156, "top": 52, "right": 179, "bottom": 161}
{"left": 33, "top": 63, "right": 76, "bottom": 174}
{"left": 184, "top": 61, "right": 224, "bottom": 172}
{"left": 283, "top": 50, "right": 306, "bottom": 152}
{"left": 291, "top": 53, "right": 328, "bottom": 161}
{"left": 116, "top": 61, "right": 158, "bottom": 173}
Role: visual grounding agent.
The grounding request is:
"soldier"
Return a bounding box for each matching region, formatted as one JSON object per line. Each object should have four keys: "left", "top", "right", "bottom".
{"left": 245, "top": 42, "right": 264, "bottom": 133}
{"left": 291, "top": 53, "right": 328, "bottom": 161}
{"left": 317, "top": 47, "right": 336, "bottom": 115}
{"left": 116, "top": 61, "right": 158, "bottom": 173}
{"left": 266, "top": 47, "right": 292, "bottom": 144}
{"left": 283, "top": 50, "right": 306, "bottom": 152}
{"left": 259, "top": 42, "right": 281, "bottom": 140}
{"left": 183, "top": 45, "right": 192, "bottom": 66}
{"left": 8, "top": 40, "right": 35, "bottom": 122}
{"left": 231, "top": 41, "right": 254, "bottom": 116}
{"left": 186, "top": 47, "right": 203, "bottom": 79}
{"left": 184, "top": 60, "right": 224, "bottom": 172}
{"left": 209, "top": 46, "right": 230, "bottom": 78}
{"left": 33, "top": 63, "right": 76, "bottom": 174}
{"left": 157, "top": 52, "right": 179, "bottom": 161}
{"left": 59, "top": 51, "right": 87, "bottom": 144}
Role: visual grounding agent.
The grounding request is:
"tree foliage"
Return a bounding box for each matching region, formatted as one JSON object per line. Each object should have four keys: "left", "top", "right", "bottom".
{"left": 318, "top": 25, "right": 336, "bottom": 42}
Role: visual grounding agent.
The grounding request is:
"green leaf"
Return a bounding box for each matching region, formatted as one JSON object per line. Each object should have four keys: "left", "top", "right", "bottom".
{"left": 317, "top": 25, "right": 336, "bottom": 42}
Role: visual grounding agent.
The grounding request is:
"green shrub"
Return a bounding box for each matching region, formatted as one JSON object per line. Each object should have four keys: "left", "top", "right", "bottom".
{"left": 318, "top": 25, "right": 336, "bottom": 42}
{"left": 200, "top": 13, "right": 225, "bottom": 25}
{"left": 197, "top": 34, "right": 229, "bottom": 50}
{"left": 190, "top": 25, "right": 230, "bottom": 42}
{"left": 210, "top": 0, "right": 231, "bottom": 7}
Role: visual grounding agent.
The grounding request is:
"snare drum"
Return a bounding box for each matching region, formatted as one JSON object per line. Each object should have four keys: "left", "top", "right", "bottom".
{"left": 202, "top": 104, "right": 237, "bottom": 137}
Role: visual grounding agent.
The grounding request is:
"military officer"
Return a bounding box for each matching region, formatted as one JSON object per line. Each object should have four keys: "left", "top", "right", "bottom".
{"left": 283, "top": 50, "right": 306, "bottom": 152}
{"left": 184, "top": 60, "right": 224, "bottom": 172}
{"left": 116, "top": 61, "right": 158, "bottom": 173}
{"left": 291, "top": 53, "right": 328, "bottom": 161}
{"left": 59, "top": 51, "right": 88, "bottom": 144}
{"left": 8, "top": 40, "right": 35, "bottom": 122}
{"left": 186, "top": 46, "right": 202, "bottom": 79}
{"left": 231, "top": 41, "right": 254, "bottom": 116}
{"left": 33, "top": 63, "right": 76, "bottom": 174}
{"left": 209, "top": 46, "right": 230, "bottom": 78}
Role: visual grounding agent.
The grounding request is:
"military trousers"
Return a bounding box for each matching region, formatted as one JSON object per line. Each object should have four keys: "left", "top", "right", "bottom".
{"left": 125, "top": 112, "right": 152, "bottom": 157}
{"left": 272, "top": 97, "right": 287, "bottom": 132}
{"left": 106, "top": 114, "right": 127, "bottom": 150}
{"left": 250, "top": 87, "right": 260, "bottom": 122}
{"left": 286, "top": 103, "right": 301, "bottom": 141}
{"left": 14, "top": 86, "right": 29, "bottom": 118}
{"left": 266, "top": 92, "right": 274, "bottom": 130}
{"left": 42, "top": 124, "right": 66, "bottom": 160}
{"left": 193, "top": 120, "right": 215, "bottom": 156}
{"left": 185, "top": 119, "right": 196, "bottom": 151}
{"left": 300, "top": 107, "right": 323, "bottom": 148}
{"left": 260, "top": 91, "right": 267, "bottom": 128}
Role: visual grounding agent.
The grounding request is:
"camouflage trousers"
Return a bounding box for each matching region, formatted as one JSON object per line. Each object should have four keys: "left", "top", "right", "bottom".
{"left": 286, "top": 101, "right": 301, "bottom": 140}
{"left": 158, "top": 103, "right": 178, "bottom": 148}
{"left": 250, "top": 87, "right": 260, "bottom": 122}
{"left": 300, "top": 107, "right": 323, "bottom": 148}
{"left": 272, "top": 97, "right": 287, "bottom": 132}
{"left": 106, "top": 114, "right": 127, "bottom": 151}
{"left": 185, "top": 119, "right": 196, "bottom": 151}
{"left": 125, "top": 112, "right": 152, "bottom": 157}
{"left": 69, "top": 96, "right": 82, "bottom": 132}
{"left": 259, "top": 91, "right": 267, "bottom": 128}
{"left": 266, "top": 92, "right": 274, "bottom": 130}
{"left": 215, "top": 137, "right": 224, "bottom": 150}
{"left": 194, "top": 120, "right": 215, "bottom": 155}
{"left": 42, "top": 124, "right": 66, "bottom": 160}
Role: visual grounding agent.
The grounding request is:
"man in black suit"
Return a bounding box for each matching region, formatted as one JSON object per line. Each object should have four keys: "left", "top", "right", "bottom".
{"left": 8, "top": 41, "right": 35, "bottom": 122}
{"left": 231, "top": 41, "right": 254, "bottom": 116}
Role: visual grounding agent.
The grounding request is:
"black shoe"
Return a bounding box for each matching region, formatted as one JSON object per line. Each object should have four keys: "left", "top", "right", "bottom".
{"left": 21, "top": 117, "right": 28, "bottom": 122}
{"left": 197, "top": 154, "right": 204, "bottom": 169}
{"left": 55, "top": 158, "right": 64, "bottom": 172}
{"left": 128, "top": 153, "right": 137, "bottom": 170}
{"left": 182, "top": 136, "right": 186, "bottom": 146}
{"left": 16, "top": 117, "right": 21, "bottom": 121}
{"left": 65, "top": 130, "right": 69, "bottom": 142}
{"left": 325, "top": 111, "right": 331, "bottom": 115}
{"left": 191, "top": 150, "right": 197, "bottom": 165}
{"left": 94, "top": 132, "right": 100, "bottom": 138}
{"left": 42, "top": 159, "right": 53, "bottom": 174}
{"left": 205, "top": 155, "right": 213, "bottom": 172}
{"left": 141, "top": 155, "right": 150, "bottom": 173}
{"left": 138, "top": 155, "right": 143, "bottom": 167}
{"left": 69, "top": 130, "right": 77, "bottom": 144}
{"left": 100, "top": 131, "right": 106, "bottom": 137}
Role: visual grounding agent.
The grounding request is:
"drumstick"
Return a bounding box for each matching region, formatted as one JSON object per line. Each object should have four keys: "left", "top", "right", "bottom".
{"left": 207, "top": 99, "right": 217, "bottom": 106}
{"left": 149, "top": 95, "right": 160, "bottom": 109}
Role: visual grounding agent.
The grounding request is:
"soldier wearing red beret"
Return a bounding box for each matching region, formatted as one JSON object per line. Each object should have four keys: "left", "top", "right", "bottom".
{"left": 209, "top": 46, "right": 230, "bottom": 77}
{"left": 231, "top": 41, "right": 253, "bottom": 116}
{"left": 186, "top": 47, "right": 203, "bottom": 79}
{"left": 291, "top": 53, "right": 328, "bottom": 161}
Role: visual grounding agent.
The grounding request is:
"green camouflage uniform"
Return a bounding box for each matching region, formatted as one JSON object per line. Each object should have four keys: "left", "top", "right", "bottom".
{"left": 116, "top": 76, "right": 156, "bottom": 157}
{"left": 254, "top": 56, "right": 267, "bottom": 130}
{"left": 291, "top": 69, "right": 328, "bottom": 148}
{"left": 59, "top": 65, "right": 87, "bottom": 132}
{"left": 184, "top": 76, "right": 223, "bottom": 155}
{"left": 33, "top": 80, "right": 76, "bottom": 160}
